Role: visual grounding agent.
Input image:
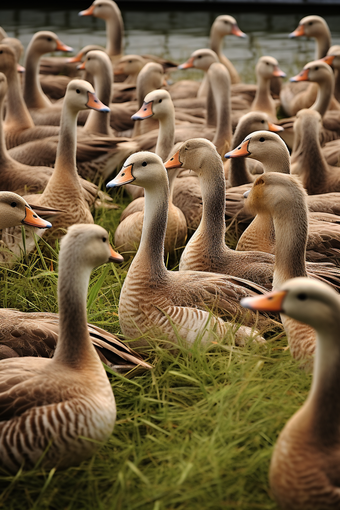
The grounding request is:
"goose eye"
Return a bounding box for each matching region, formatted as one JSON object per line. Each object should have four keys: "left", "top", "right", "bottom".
{"left": 259, "top": 137, "right": 265, "bottom": 142}
{"left": 142, "top": 162, "right": 147, "bottom": 167}
{"left": 102, "top": 237, "right": 107, "bottom": 243}
{"left": 10, "top": 202, "right": 17, "bottom": 208}
{"left": 309, "top": 21, "right": 313, "bottom": 26}
{"left": 47, "top": 37, "right": 52, "bottom": 42}
{"left": 261, "top": 120, "right": 264, "bottom": 123}
{"left": 297, "top": 293, "right": 307, "bottom": 301}
{"left": 76, "top": 89, "right": 80, "bottom": 94}
{"left": 198, "top": 55, "right": 202, "bottom": 59}
{"left": 0, "top": 51, "right": 3, "bottom": 55}
{"left": 128, "top": 60, "right": 132, "bottom": 63}
{"left": 159, "top": 99, "right": 162, "bottom": 103}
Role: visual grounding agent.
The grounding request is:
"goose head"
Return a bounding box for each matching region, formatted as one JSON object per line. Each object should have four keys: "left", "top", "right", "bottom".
{"left": 321, "top": 45, "right": 340, "bottom": 70}
{"left": 256, "top": 56, "right": 286, "bottom": 81}
{"left": 77, "top": 49, "right": 113, "bottom": 77}
{"left": 26, "top": 31, "right": 72, "bottom": 58}
{"left": 79, "top": 0, "right": 119, "bottom": 21}
{"left": 114, "top": 54, "right": 145, "bottom": 77}
{"left": 241, "top": 277, "right": 340, "bottom": 335}
{"left": 225, "top": 130, "right": 290, "bottom": 169}
{"left": 290, "top": 60, "right": 334, "bottom": 84}
{"left": 289, "top": 15, "right": 331, "bottom": 41}
{"left": 178, "top": 48, "right": 219, "bottom": 71}
{"left": 1, "top": 36, "right": 24, "bottom": 63}
{"left": 132, "top": 89, "right": 173, "bottom": 121}
{"left": 61, "top": 223, "right": 124, "bottom": 267}
{"left": 293, "top": 108, "right": 322, "bottom": 142}
{"left": 210, "top": 15, "right": 246, "bottom": 39}
{"left": 63, "top": 79, "right": 110, "bottom": 113}
{"left": 0, "top": 192, "right": 52, "bottom": 230}
{"left": 233, "top": 111, "right": 284, "bottom": 139}
{"left": 0, "top": 43, "right": 19, "bottom": 77}
{"left": 241, "top": 172, "right": 307, "bottom": 218}
{"left": 106, "top": 152, "right": 167, "bottom": 190}
{"left": 165, "top": 138, "right": 220, "bottom": 174}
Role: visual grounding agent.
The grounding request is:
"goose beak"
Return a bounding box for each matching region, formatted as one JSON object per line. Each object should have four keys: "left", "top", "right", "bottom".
{"left": 321, "top": 55, "right": 335, "bottom": 66}
{"left": 243, "top": 189, "right": 251, "bottom": 199}
{"left": 231, "top": 24, "right": 247, "bottom": 38}
{"left": 241, "top": 290, "right": 288, "bottom": 313}
{"left": 273, "top": 66, "right": 286, "bottom": 78}
{"left": 66, "top": 51, "right": 84, "bottom": 63}
{"left": 290, "top": 68, "right": 309, "bottom": 82}
{"left": 55, "top": 40, "right": 73, "bottom": 53}
{"left": 86, "top": 91, "right": 110, "bottom": 112}
{"left": 268, "top": 122, "right": 284, "bottom": 132}
{"left": 22, "top": 206, "right": 52, "bottom": 229}
{"left": 109, "top": 245, "right": 124, "bottom": 263}
{"left": 17, "top": 64, "right": 25, "bottom": 73}
{"left": 79, "top": 4, "right": 95, "bottom": 16}
{"left": 131, "top": 101, "right": 153, "bottom": 120}
{"left": 289, "top": 25, "right": 305, "bottom": 38}
{"left": 164, "top": 150, "right": 182, "bottom": 169}
{"left": 77, "top": 61, "right": 86, "bottom": 70}
{"left": 225, "top": 139, "right": 251, "bottom": 159}
{"left": 107, "top": 164, "right": 134, "bottom": 188}
{"left": 178, "top": 56, "right": 195, "bottom": 70}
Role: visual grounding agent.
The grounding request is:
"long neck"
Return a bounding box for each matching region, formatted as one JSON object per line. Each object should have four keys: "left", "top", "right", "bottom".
{"left": 4, "top": 66, "right": 35, "bottom": 131}
{"left": 195, "top": 155, "right": 228, "bottom": 253}
{"left": 155, "top": 111, "right": 175, "bottom": 162}
{"left": 253, "top": 74, "right": 275, "bottom": 119}
{"left": 207, "top": 64, "right": 232, "bottom": 155}
{"left": 261, "top": 148, "right": 291, "bottom": 175}
{"left": 53, "top": 253, "right": 95, "bottom": 366}
{"left": 315, "top": 32, "right": 331, "bottom": 59}
{"left": 272, "top": 201, "right": 308, "bottom": 289}
{"left": 105, "top": 6, "right": 123, "bottom": 56}
{"left": 292, "top": 122, "right": 329, "bottom": 194}
{"left": 132, "top": 177, "right": 169, "bottom": 279}
{"left": 0, "top": 93, "right": 10, "bottom": 164}
{"left": 334, "top": 69, "right": 340, "bottom": 103}
{"left": 23, "top": 43, "right": 52, "bottom": 109}
{"left": 83, "top": 73, "right": 112, "bottom": 136}
{"left": 311, "top": 77, "right": 334, "bottom": 117}
{"left": 228, "top": 123, "right": 253, "bottom": 187}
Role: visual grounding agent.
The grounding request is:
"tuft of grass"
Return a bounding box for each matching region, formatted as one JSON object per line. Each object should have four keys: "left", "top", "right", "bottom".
{"left": 0, "top": 184, "right": 312, "bottom": 510}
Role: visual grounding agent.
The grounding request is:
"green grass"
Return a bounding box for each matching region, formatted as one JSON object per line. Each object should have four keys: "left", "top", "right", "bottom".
{"left": 0, "top": 186, "right": 312, "bottom": 509}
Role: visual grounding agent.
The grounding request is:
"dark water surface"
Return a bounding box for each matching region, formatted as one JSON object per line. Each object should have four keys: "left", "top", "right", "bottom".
{"left": 1, "top": 7, "right": 340, "bottom": 83}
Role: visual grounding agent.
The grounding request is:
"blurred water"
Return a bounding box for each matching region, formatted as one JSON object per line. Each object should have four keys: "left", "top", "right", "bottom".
{"left": 1, "top": 7, "right": 340, "bottom": 83}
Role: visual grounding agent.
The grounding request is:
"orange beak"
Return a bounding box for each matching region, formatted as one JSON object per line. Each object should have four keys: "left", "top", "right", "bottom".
{"left": 178, "top": 56, "right": 195, "bottom": 70}
{"left": 289, "top": 24, "right": 305, "bottom": 38}
{"left": 55, "top": 39, "right": 73, "bottom": 52}
{"left": 114, "top": 64, "right": 125, "bottom": 75}
{"left": 77, "top": 61, "right": 86, "bottom": 70}
{"left": 22, "top": 206, "right": 52, "bottom": 229}
{"left": 66, "top": 51, "right": 84, "bottom": 63}
{"left": 290, "top": 68, "right": 310, "bottom": 82}
{"left": 321, "top": 55, "right": 335, "bottom": 66}
{"left": 78, "top": 4, "right": 95, "bottom": 16}
{"left": 231, "top": 24, "right": 247, "bottom": 38}
{"left": 107, "top": 164, "right": 134, "bottom": 188}
{"left": 109, "top": 245, "right": 124, "bottom": 263}
{"left": 241, "top": 290, "right": 288, "bottom": 313}
{"left": 164, "top": 150, "right": 182, "bottom": 169}
{"left": 225, "top": 139, "right": 251, "bottom": 159}
{"left": 131, "top": 101, "right": 153, "bottom": 120}
{"left": 273, "top": 66, "right": 286, "bottom": 78}
{"left": 86, "top": 91, "right": 110, "bottom": 112}
{"left": 268, "top": 122, "right": 284, "bottom": 133}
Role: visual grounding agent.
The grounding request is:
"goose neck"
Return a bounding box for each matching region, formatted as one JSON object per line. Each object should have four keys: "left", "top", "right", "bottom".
{"left": 311, "top": 78, "right": 333, "bottom": 117}
{"left": 83, "top": 72, "right": 112, "bottom": 136}
{"left": 23, "top": 47, "right": 52, "bottom": 109}
{"left": 0, "top": 93, "right": 9, "bottom": 164}
{"left": 155, "top": 111, "right": 175, "bottom": 162}
{"left": 133, "top": 179, "right": 169, "bottom": 279}
{"left": 4, "top": 66, "right": 35, "bottom": 131}
{"left": 315, "top": 33, "right": 331, "bottom": 60}
{"left": 207, "top": 64, "right": 232, "bottom": 153}
{"left": 105, "top": 6, "right": 123, "bottom": 56}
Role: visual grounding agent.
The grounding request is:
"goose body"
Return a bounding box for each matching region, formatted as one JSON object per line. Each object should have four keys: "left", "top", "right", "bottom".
{"left": 107, "top": 152, "right": 275, "bottom": 348}
{"left": 242, "top": 276, "right": 340, "bottom": 509}
{"left": 0, "top": 224, "right": 119, "bottom": 472}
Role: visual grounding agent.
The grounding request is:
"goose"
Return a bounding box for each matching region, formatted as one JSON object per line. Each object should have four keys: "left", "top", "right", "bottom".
{"left": 250, "top": 56, "right": 286, "bottom": 122}
{"left": 290, "top": 108, "right": 340, "bottom": 194}
{"left": 1, "top": 79, "right": 109, "bottom": 256}
{"left": 111, "top": 54, "right": 145, "bottom": 103}
{"left": 0, "top": 224, "right": 119, "bottom": 472}
{"left": 209, "top": 14, "right": 246, "bottom": 85}
{"left": 106, "top": 151, "right": 277, "bottom": 348}
{"left": 0, "top": 192, "right": 151, "bottom": 373}
{"left": 224, "top": 110, "right": 284, "bottom": 187}
{"left": 0, "top": 72, "right": 54, "bottom": 194}
{"left": 280, "top": 14, "right": 332, "bottom": 117}
{"left": 278, "top": 60, "right": 340, "bottom": 149}
{"left": 22, "top": 31, "right": 73, "bottom": 111}
{"left": 240, "top": 172, "right": 340, "bottom": 362}
{"left": 225, "top": 130, "right": 340, "bottom": 264}
{"left": 241, "top": 276, "right": 340, "bottom": 510}
{"left": 0, "top": 43, "right": 60, "bottom": 149}
{"left": 322, "top": 44, "right": 340, "bottom": 102}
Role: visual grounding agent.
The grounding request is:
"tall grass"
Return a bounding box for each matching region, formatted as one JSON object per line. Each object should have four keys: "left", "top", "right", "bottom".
{"left": 0, "top": 187, "right": 311, "bottom": 509}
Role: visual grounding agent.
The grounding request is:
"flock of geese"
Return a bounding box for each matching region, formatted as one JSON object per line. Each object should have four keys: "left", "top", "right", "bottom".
{"left": 1, "top": 2, "right": 340, "bottom": 508}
